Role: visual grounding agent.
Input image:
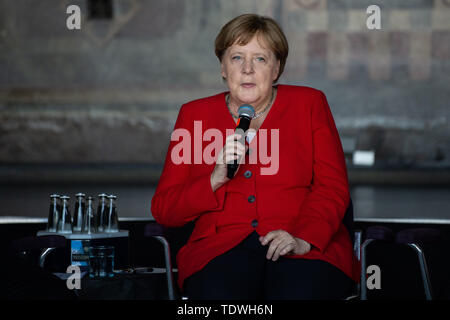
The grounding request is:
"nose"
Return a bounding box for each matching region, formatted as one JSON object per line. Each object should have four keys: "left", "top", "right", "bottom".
{"left": 242, "top": 58, "right": 254, "bottom": 74}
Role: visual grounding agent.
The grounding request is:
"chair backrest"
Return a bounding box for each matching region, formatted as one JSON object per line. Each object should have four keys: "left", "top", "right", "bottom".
{"left": 10, "top": 235, "right": 67, "bottom": 254}
{"left": 342, "top": 198, "right": 355, "bottom": 245}
{"left": 9, "top": 235, "right": 67, "bottom": 270}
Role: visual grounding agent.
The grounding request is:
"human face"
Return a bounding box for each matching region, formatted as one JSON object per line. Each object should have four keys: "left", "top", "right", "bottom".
{"left": 221, "top": 35, "right": 280, "bottom": 111}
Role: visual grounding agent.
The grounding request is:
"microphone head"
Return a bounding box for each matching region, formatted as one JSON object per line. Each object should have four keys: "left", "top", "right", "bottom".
{"left": 238, "top": 104, "right": 255, "bottom": 119}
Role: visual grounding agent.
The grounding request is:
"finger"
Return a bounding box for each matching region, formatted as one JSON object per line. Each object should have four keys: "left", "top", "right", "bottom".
{"left": 224, "top": 142, "right": 246, "bottom": 157}
{"left": 297, "top": 240, "right": 311, "bottom": 255}
{"left": 260, "top": 231, "right": 277, "bottom": 246}
{"left": 279, "top": 242, "right": 295, "bottom": 256}
{"left": 260, "top": 230, "right": 283, "bottom": 246}
{"left": 224, "top": 154, "right": 238, "bottom": 164}
{"left": 266, "top": 237, "right": 284, "bottom": 260}
{"left": 225, "top": 135, "right": 245, "bottom": 145}
{"left": 226, "top": 133, "right": 242, "bottom": 140}
{"left": 223, "top": 142, "right": 245, "bottom": 155}
{"left": 225, "top": 144, "right": 246, "bottom": 156}
{"left": 224, "top": 147, "right": 245, "bottom": 157}
{"left": 265, "top": 241, "right": 277, "bottom": 260}
{"left": 224, "top": 149, "right": 245, "bottom": 163}
{"left": 272, "top": 238, "right": 295, "bottom": 261}
{"left": 216, "top": 143, "right": 229, "bottom": 165}
{"left": 271, "top": 244, "right": 283, "bottom": 261}
{"left": 230, "top": 142, "right": 246, "bottom": 154}
{"left": 225, "top": 133, "right": 242, "bottom": 143}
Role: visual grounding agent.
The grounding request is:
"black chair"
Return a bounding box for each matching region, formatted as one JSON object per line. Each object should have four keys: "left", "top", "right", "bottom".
{"left": 5, "top": 235, "right": 75, "bottom": 300}
{"left": 360, "top": 225, "right": 395, "bottom": 300}
{"left": 143, "top": 222, "right": 195, "bottom": 300}
{"left": 143, "top": 224, "right": 175, "bottom": 300}
{"left": 146, "top": 199, "right": 357, "bottom": 300}
{"left": 360, "top": 225, "right": 444, "bottom": 300}
{"left": 9, "top": 235, "right": 67, "bottom": 268}
{"left": 395, "top": 228, "right": 444, "bottom": 300}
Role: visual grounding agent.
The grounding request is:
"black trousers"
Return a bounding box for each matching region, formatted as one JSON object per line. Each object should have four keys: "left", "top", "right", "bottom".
{"left": 184, "top": 231, "right": 355, "bottom": 300}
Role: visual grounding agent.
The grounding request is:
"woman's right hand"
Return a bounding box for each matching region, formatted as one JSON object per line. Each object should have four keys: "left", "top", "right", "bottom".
{"left": 210, "top": 133, "right": 248, "bottom": 192}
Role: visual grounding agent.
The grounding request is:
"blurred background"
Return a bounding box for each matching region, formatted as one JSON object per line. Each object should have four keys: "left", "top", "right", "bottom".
{"left": 0, "top": 0, "right": 449, "bottom": 223}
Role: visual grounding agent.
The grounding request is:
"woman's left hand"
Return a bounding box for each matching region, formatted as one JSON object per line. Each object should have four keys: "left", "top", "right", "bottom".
{"left": 259, "top": 230, "right": 311, "bottom": 261}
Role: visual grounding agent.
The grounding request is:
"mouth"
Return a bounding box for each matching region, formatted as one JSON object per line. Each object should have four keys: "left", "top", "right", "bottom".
{"left": 241, "top": 83, "right": 256, "bottom": 88}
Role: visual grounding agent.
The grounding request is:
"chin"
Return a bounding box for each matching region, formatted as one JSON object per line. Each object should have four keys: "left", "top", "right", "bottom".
{"left": 236, "top": 90, "right": 260, "bottom": 104}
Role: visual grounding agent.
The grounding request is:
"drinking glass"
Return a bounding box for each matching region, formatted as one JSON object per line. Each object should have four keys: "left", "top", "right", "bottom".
{"left": 88, "top": 246, "right": 115, "bottom": 278}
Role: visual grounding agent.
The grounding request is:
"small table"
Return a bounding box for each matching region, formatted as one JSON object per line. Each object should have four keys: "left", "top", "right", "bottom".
{"left": 37, "top": 230, "right": 129, "bottom": 239}
{"left": 75, "top": 271, "right": 171, "bottom": 300}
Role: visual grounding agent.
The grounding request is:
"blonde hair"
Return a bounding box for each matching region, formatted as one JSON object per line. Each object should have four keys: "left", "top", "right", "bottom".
{"left": 215, "top": 14, "right": 289, "bottom": 82}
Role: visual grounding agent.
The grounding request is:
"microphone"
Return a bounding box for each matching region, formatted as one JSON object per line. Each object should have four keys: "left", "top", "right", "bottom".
{"left": 227, "top": 104, "right": 255, "bottom": 179}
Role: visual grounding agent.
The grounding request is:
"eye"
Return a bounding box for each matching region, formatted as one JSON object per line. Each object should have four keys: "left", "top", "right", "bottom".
{"left": 232, "top": 55, "right": 241, "bottom": 61}
{"left": 256, "top": 57, "right": 266, "bottom": 62}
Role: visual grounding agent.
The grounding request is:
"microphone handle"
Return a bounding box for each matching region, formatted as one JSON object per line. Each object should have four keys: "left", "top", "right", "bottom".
{"left": 227, "top": 116, "right": 251, "bottom": 179}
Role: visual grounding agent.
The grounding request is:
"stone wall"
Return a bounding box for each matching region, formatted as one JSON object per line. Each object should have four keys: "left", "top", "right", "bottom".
{"left": 0, "top": 0, "right": 449, "bottom": 169}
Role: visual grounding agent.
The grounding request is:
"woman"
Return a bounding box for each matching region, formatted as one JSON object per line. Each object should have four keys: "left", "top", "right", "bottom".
{"left": 151, "top": 14, "right": 360, "bottom": 299}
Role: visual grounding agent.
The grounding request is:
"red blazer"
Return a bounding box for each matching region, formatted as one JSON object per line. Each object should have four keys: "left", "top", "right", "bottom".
{"left": 151, "top": 84, "right": 361, "bottom": 290}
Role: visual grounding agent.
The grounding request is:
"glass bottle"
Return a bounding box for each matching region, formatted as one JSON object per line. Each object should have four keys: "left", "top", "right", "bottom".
{"left": 47, "top": 194, "right": 60, "bottom": 232}
{"left": 57, "top": 195, "right": 72, "bottom": 234}
{"left": 105, "top": 195, "right": 119, "bottom": 233}
{"left": 97, "top": 193, "right": 108, "bottom": 232}
{"left": 73, "top": 193, "right": 86, "bottom": 233}
{"left": 83, "top": 196, "right": 97, "bottom": 234}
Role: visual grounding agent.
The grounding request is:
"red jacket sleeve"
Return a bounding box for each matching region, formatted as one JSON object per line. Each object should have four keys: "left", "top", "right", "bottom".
{"left": 151, "top": 104, "right": 226, "bottom": 227}
{"left": 289, "top": 91, "right": 350, "bottom": 252}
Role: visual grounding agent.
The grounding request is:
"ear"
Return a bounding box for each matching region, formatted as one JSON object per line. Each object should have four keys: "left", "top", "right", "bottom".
{"left": 272, "top": 60, "right": 280, "bottom": 82}
{"left": 221, "top": 60, "right": 227, "bottom": 79}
